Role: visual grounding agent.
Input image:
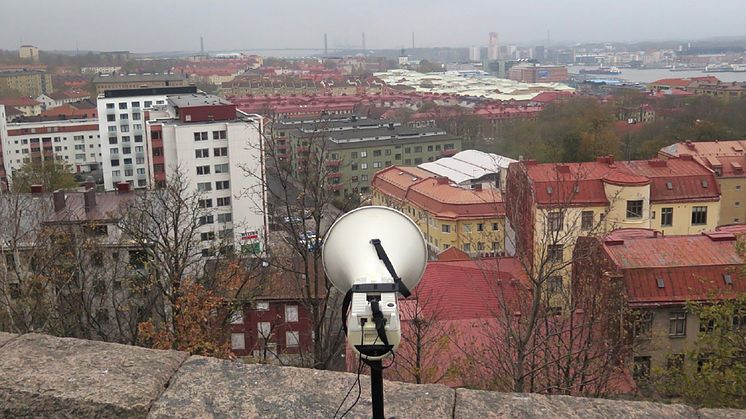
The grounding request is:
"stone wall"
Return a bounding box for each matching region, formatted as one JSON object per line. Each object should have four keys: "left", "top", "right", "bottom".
{"left": 0, "top": 332, "right": 743, "bottom": 418}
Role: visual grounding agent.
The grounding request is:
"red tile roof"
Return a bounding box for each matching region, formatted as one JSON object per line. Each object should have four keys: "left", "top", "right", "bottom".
{"left": 650, "top": 78, "right": 694, "bottom": 88}
{"left": 0, "top": 97, "right": 40, "bottom": 107}
{"left": 598, "top": 228, "right": 746, "bottom": 307}
{"left": 373, "top": 166, "right": 505, "bottom": 218}
{"left": 659, "top": 139, "right": 746, "bottom": 178}
{"left": 620, "top": 158, "right": 719, "bottom": 203}
{"left": 517, "top": 156, "right": 720, "bottom": 207}
{"left": 413, "top": 258, "right": 528, "bottom": 320}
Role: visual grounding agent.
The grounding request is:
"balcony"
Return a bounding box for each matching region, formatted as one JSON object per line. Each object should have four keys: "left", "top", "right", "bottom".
{"left": 326, "top": 183, "right": 344, "bottom": 191}
{"left": 106, "top": 107, "right": 116, "bottom": 114}
{"left": 327, "top": 172, "right": 342, "bottom": 179}
{"left": 325, "top": 159, "right": 342, "bottom": 168}
{"left": 296, "top": 146, "right": 310, "bottom": 153}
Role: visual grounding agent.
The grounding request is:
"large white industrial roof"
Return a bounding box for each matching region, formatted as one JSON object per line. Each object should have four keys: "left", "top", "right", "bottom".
{"left": 419, "top": 150, "right": 516, "bottom": 184}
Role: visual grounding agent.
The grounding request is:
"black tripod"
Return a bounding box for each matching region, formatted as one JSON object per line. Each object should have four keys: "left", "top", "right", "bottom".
{"left": 363, "top": 359, "right": 385, "bottom": 419}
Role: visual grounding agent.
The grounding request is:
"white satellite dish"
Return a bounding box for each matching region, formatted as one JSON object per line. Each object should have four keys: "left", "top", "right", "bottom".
{"left": 322, "top": 205, "right": 428, "bottom": 419}
{"left": 322, "top": 206, "right": 428, "bottom": 293}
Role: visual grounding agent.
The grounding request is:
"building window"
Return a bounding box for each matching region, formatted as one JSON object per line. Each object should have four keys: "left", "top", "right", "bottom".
{"left": 360, "top": 151, "right": 367, "bottom": 158}
{"left": 216, "top": 180, "right": 230, "bottom": 190}
{"left": 492, "top": 223, "right": 498, "bottom": 231}
{"left": 285, "top": 305, "right": 299, "bottom": 322}
{"left": 441, "top": 224, "right": 451, "bottom": 233}
{"left": 548, "top": 245, "right": 563, "bottom": 263}
{"left": 351, "top": 163, "right": 358, "bottom": 171}
{"left": 199, "top": 214, "right": 214, "bottom": 225}
{"left": 547, "top": 276, "right": 563, "bottom": 293}
{"left": 286, "top": 331, "right": 300, "bottom": 348}
{"left": 230, "top": 311, "right": 244, "bottom": 324}
{"left": 194, "top": 132, "right": 208, "bottom": 141}
{"left": 196, "top": 166, "right": 210, "bottom": 175}
{"left": 633, "top": 310, "right": 653, "bottom": 339}
{"left": 633, "top": 356, "right": 651, "bottom": 381}
{"left": 373, "top": 150, "right": 382, "bottom": 157}
{"left": 351, "top": 151, "right": 358, "bottom": 159}
{"left": 231, "top": 333, "right": 246, "bottom": 350}
{"left": 669, "top": 311, "right": 687, "bottom": 337}
{"left": 360, "top": 163, "right": 368, "bottom": 170}
{"left": 217, "top": 196, "right": 231, "bottom": 206}
{"left": 361, "top": 174, "right": 368, "bottom": 181}
{"left": 547, "top": 211, "right": 563, "bottom": 231}
{"left": 214, "top": 147, "right": 228, "bottom": 157}
{"left": 214, "top": 163, "right": 229, "bottom": 174}
{"left": 256, "top": 302, "right": 269, "bottom": 311}
{"left": 581, "top": 211, "right": 593, "bottom": 230}
{"left": 691, "top": 206, "right": 707, "bottom": 225}
{"left": 198, "top": 199, "right": 213, "bottom": 208}
{"left": 200, "top": 232, "right": 215, "bottom": 241}
{"left": 477, "top": 223, "right": 484, "bottom": 232}
{"left": 626, "top": 200, "right": 643, "bottom": 219}
{"left": 195, "top": 148, "right": 209, "bottom": 158}
{"left": 217, "top": 213, "right": 233, "bottom": 223}
{"left": 212, "top": 130, "right": 227, "bottom": 140}
{"left": 463, "top": 243, "right": 471, "bottom": 252}
{"left": 257, "top": 322, "right": 272, "bottom": 339}
{"left": 659, "top": 207, "right": 673, "bottom": 227}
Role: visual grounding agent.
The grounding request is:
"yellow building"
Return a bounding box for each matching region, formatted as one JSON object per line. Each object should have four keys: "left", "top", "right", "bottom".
{"left": 372, "top": 166, "right": 508, "bottom": 257}
{"left": 659, "top": 139, "right": 746, "bottom": 225}
{"left": 506, "top": 156, "right": 721, "bottom": 300}
{"left": 0, "top": 70, "right": 53, "bottom": 97}
{"left": 574, "top": 225, "right": 746, "bottom": 379}
{"left": 19, "top": 45, "right": 39, "bottom": 62}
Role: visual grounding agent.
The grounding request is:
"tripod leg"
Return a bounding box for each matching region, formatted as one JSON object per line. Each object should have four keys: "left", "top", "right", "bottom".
{"left": 367, "top": 360, "right": 384, "bottom": 419}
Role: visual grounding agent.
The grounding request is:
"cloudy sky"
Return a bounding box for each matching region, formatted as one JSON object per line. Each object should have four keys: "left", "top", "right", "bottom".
{"left": 1, "top": 0, "right": 744, "bottom": 53}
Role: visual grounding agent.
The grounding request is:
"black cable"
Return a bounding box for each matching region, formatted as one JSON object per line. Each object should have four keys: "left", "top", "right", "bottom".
{"left": 338, "top": 353, "right": 363, "bottom": 419}
{"left": 334, "top": 321, "right": 365, "bottom": 419}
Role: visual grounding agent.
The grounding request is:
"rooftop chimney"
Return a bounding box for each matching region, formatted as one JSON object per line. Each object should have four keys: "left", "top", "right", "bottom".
{"left": 117, "top": 182, "right": 131, "bottom": 193}
{"left": 53, "top": 190, "right": 66, "bottom": 212}
{"left": 436, "top": 177, "right": 449, "bottom": 185}
{"left": 30, "top": 184, "right": 43, "bottom": 194}
{"left": 84, "top": 188, "right": 96, "bottom": 213}
{"left": 686, "top": 140, "right": 695, "bottom": 150}
{"left": 473, "top": 183, "right": 483, "bottom": 191}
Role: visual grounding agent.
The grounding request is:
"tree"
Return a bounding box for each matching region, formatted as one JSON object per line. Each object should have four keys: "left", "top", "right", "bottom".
{"left": 11, "top": 160, "right": 78, "bottom": 193}
{"left": 240, "top": 113, "right": 357, "bottom": 369}
{"left": 386, "top": 287, "right": 455, "bottom": 384}
{"left": 495, "top": 97, "right": 621, "bottom": 163}
{"left": 452, "top": 163, "right": 631, "bottom": 396}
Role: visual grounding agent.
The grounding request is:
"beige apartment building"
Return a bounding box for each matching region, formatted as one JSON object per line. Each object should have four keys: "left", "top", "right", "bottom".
{"left": 660, "top": 139, "right": 746, "bottom": 225}
{"left": 93, "top": 73, "right": 189, "bottom": 95}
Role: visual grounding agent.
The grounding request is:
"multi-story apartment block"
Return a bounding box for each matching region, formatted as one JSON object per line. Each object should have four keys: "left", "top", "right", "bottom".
{"left": 147, "top": 93, "right": 266, "bottom": 255}
{"left": 3, "top": 119, "right": 101, "bottom": 179}
{"left": 0, "top": 97, "right": 43, "bottom": 117}
{"left": 276, "top": 115, "right": 461, "bottom": 196}
{"left": 97, "top": 86, "right": 198, "bottom": 190}
{"left": 574, "top": 226, "right": 746, "bottom": 381}
{"left": 659, "top": 139, "right": 746, "bottom": 225}
{"left": 0, "top": 69, "right": 53, "bottom": 97}
{"left": 19, "top": 45, "right": 40, "bottom": 62}
{"left": 92, "top": 73, "right": 188, "bottom": 95}
{"left": 506, "top": 155, "right": 720, "bottom": 290}
{"left": 0, "top": 106, "right": 7, "bottom": 187}
{"left": 372, "top": 165, "right": 508, "bottom": 256}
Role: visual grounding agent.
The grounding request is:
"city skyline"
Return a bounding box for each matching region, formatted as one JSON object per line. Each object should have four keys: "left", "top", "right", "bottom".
{"left": 1, "top": 0, "right": 746, "bottom": 53}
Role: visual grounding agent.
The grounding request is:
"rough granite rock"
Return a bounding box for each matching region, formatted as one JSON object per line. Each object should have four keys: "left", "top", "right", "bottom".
{"left": 0, "top": 332, "right": 17, "bottom": 348}
{"left": 699, "top": 409, "right": 746, "bottom": 419}
{"left": 0, "top": 333, "right": 188, "bottom": 418}
{"left": 148, "top": 356, "right": 455, "bottom": 419}
{"left": 453, "top": 389, "right": 700, "bottom": 418}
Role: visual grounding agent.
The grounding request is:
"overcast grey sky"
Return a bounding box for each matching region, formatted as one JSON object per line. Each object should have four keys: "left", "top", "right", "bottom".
{"left": 1, "top": 0, "right": 745, "bottom": 53}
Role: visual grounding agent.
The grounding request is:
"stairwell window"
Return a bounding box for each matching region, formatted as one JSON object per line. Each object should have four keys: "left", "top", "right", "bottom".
{"left": 691, "top": 206, "right": 707, "bottom": 225}
{"left": 626, "top": 200, "right": 643, "bottom": 219}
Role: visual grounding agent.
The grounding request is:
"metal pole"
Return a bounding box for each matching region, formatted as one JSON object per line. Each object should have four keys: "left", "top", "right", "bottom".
{"left": 367, "top": 360, "right": 384, "bottom": 419}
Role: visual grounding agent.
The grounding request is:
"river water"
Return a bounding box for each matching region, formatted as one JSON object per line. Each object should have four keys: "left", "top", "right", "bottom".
{"left": 568, "top": 66, "right": 746, "bottom": 84}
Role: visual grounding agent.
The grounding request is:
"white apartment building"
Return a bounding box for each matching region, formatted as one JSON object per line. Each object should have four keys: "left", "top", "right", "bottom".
{"left": 97, "top": 86, "right": 198, "bottom": 190}
{"left": 2, "top": 118, "right": 101, "bottom": 181}
{"left": 147, "top": 93, "right": 267, "bottom": 256}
